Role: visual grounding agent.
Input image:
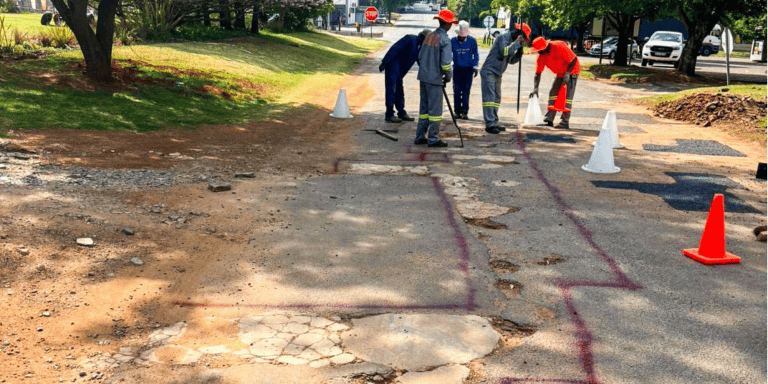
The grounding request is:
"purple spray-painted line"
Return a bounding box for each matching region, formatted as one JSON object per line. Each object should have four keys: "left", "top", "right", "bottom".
{"left": 431, "top": 176, "right": 478, "bottom": 311}
{"left": 498, "top": 132, "right": 643, "bottom": 384}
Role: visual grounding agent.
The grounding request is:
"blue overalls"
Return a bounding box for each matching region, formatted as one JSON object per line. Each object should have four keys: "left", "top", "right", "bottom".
{"left": 450, "top": 35, "right": 479, "bottom": 115}
{"left": 381, "top": 35, "right": 421, "bottom": 120}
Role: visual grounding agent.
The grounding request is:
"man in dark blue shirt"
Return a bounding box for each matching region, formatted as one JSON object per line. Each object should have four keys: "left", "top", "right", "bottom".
{"left": 450, "top": 20, "right": 479, "bottom": 120}
{"left": 379, "top": 29, "right": 431, "bottom": 123}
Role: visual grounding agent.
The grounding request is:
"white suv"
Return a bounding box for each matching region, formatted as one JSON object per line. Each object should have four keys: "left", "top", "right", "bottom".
{"left": 642, "top": 31, "right": 685, "bottom": 67}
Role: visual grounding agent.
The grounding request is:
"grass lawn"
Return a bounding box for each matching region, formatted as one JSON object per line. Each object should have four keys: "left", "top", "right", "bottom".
{"left": 1, "top": 12, "right": 50, "bottom": 34}
{"left": 0, "top": 30, "right": 383, "bottom": 132}
{"left": 637, "top": 84, "right": 767, "bottom": 106}
{"left": 713, "top": 51, "right": 750, "bottom": 58}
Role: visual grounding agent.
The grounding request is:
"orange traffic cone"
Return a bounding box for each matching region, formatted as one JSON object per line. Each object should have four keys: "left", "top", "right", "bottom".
{"left": 682, "top": 194, "right": 741, "bottom": 265}
{"left": 547, "top": 83, "right": 571, "bottom": 113}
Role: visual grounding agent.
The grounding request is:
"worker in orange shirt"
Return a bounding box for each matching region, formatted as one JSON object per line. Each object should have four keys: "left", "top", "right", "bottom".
{"left": 529, "top": 37, "right": 580, "bottom": 129}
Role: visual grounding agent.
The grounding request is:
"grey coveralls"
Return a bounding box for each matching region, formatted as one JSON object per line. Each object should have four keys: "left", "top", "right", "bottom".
{"left": 415, "top": 28, "right": 453, "bottom": 145}
{"left": 479, "top": 31, "right": 523, "bottom": 128}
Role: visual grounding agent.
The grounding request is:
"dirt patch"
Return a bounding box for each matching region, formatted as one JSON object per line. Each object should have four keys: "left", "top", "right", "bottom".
{"left": 495, "top": 279, "right": 522, "bottom": 299}
{"left": 464, "top": 217, "right": 508, "bottom": 229}
{"left": 0, "top": 61, "right": 374, "bottom": 383}
{"left": 586, "top": 64, "right": 713, "bottom": 85}
{"left": 23, "top": 60, "right": 259, "bottom": 98}
{"left": 489, "top": 316, "right": 536, "bottom": 350}
{"left": 489, "top": 260, "right": 519, "bottom": 274}
{"left": 536, "top": 256, "right": 565, "bottom": 266}
{"left": 651, "top": 92, "right": 767, "bottom": 142}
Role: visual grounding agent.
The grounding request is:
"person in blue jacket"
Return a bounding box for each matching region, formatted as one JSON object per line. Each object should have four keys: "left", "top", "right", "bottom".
{"left": 450, "top": 20, "right": 479, "bottom": 120}
{"left": 379, "top": 29, "right": 431, "bottom": 123}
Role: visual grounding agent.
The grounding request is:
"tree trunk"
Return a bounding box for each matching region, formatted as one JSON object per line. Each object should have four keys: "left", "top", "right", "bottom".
{"left": 250, "top": 1, "right": 260, "bottom": 34}
{"left": 203, "top": 0, "right": 211, "bottom": 26}
{"left": 677, "top": 3, "right": 724, "bottom": 76}
{"left": 49, "top": 0, "right": 118, "bottom": 82}
{"left": 606, "top": 12, "right": 636, "bottom": 67}
{"left": 574, "top": 20, "right": 590, "bottom": 54}
{"left": 234, "top": 1, "right": 246, "bottom": 29}
{"left": 219, "top": 0, "right": 232, "bottom": 29}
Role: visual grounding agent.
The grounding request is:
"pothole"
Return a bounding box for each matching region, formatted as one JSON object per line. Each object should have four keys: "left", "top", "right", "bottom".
{"left": 350, "top": 371, "right": 398, "bottom": 384}
{"left": 489, "top": 260, "right": 519, "bottom": 274}
{"left": 537, "top": 256, "right": 565, "bottom": 265}
{"left": 489, "top": 317, "right": 537, "bottom": 340}
{"left": 495, "top": 279, "right": 522, "bottom": 299}
{"left": 464, "top": 217, "right": 507, "bottom": 229}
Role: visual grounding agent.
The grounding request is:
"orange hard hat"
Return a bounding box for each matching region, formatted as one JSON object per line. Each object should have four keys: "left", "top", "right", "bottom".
{"left": 531, "top": 36, "right": 549, "bottom": 52}
{"left": 434, "top": 9, "right": 459, "bottom": 24}
{"left": 514, "top": 23, "right": 531, "bottom": 41}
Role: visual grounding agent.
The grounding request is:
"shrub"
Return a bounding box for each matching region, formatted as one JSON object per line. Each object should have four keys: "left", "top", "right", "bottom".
{"left": 37, "top": 31, "right": 53, "bottom": 47}
{"left": 12, "top": 28, "right": 27, "bottom": 45}
{"left": 47, "top": 26, "right": 75, "bottom": 48}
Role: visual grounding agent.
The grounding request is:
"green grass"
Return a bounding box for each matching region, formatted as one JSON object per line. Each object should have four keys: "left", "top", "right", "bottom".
{"left": 585, "top": 64, "right": 656, "bottom": 82}
{"left": 713, "top": 50, "right": 750, "bottom": 58}
{"left": 1, "top": 12, "right": 50, "bottom": 34}
{"left": 0, "top": 31, "right": 383, "bottom": 132}
{"left": 637, "top": 84, "right": 767, "bottom": 106}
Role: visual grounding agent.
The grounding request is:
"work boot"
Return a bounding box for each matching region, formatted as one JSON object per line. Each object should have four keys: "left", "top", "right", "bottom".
{"left": 554, "top": 121, "right": 569, "bottom": 129}
{"left": 399, "top": 113, "right": 415, "bottom": 122}
{"left": 540, "top": 120, "right": 554, "bottom": 127}
{"left": 496, "top": 125, "right": 507, "bottom": 131}
{"left": 414, "top": 138, "right": 428, "bottom": 145}
{"left": 427, "top": 140, "right": 449, "bottom": 148}
{"left": 385, "top": 116, "right": 402, "bottom": 123}
{"left": 461, "top": 113, "right": 469, "bottom": 120}
{"left": 485, "top": 126, "right": 501, "bottom": 134}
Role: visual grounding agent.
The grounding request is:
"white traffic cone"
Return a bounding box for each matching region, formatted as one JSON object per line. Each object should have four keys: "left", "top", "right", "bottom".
{"left": 523, "top": 95, "right": 544, "bottom": 126}
{"left": 330, "top": 89, "right": 353, "bottom": 119}
{"left": 592, "top": 111, "right": 624, "bottom": 149}
{"left": 582, "top": 125, "right": 620, "bottom": 174}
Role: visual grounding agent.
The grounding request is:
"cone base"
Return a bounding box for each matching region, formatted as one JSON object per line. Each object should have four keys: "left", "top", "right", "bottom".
{"left": 591, "top": 141, "right": 624, "bottom": 149}
{"left": 581, "top": 164, "right": 620, "bottom": 174}
{"left": 329, "top": 113, "right": 353, "bottom": 119}
{"left": 683, "top": 248, "right": 741, "bottom": 265}
{"left": 547, "top": 106, "right": 571, "bottom": 113}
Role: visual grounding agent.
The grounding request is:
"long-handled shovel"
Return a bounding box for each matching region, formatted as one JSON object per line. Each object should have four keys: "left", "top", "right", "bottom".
{"left": 441, "top": 85, "right": 464, "bottom": 148}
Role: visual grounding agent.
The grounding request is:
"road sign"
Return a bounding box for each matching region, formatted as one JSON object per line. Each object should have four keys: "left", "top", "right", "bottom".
{"left": 483, "top": 15, "right": 494, "bottom": 29}
{"left": 721, "top": 28, "right": 734, "bottom": 54}
{"left": 365, "top": 7, "right": 378, "bottom": 22}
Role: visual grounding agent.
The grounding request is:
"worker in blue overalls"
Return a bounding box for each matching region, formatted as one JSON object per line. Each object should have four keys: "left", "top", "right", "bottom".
{"left": 379, "top": 29, "right": 431, "bottom": 123}
{"left": 450, "top": 20, "right": 479, "bottom": 120}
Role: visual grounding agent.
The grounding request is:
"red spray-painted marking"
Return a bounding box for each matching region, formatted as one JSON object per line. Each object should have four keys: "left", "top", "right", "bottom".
{"left": 171, "top": 172, "right": 476, "bottom": 311}
{"left": 498, "top": 133, "right": 642, "bottom": 384}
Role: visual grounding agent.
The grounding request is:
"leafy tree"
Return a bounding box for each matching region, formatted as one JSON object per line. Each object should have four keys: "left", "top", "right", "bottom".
{"left": 50, "top": 0, "right": 120, "bottom": 81}
{"left": 675, "top": 0, "right": 764, "bottom": 75}
{"left": 724, "top": 12, "right": 766, "bottom": 42}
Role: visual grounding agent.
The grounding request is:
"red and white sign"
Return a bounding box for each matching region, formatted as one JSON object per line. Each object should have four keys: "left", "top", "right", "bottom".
{"left": 365, "top": 7, "right": 378, "bottom": 22}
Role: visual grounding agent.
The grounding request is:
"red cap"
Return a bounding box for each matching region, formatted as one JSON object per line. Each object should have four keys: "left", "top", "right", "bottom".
{"left": 434, "top": 9, "right": 459, "bottom": 24}
{"left": 531, "top": 36, "right": 549, "bottom": 52}
{"left": 514, "top": 23, "right": 531, "bottom": 41}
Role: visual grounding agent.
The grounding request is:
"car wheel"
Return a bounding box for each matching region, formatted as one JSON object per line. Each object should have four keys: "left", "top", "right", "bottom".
{"left": 701, "top": 47, "right": 711, "bottom": 56}
{"left": 641, "top": 59, "right": 648, "bottom": 66}
{"left": 608, "top": 51, "right": 616, "bottom": 60}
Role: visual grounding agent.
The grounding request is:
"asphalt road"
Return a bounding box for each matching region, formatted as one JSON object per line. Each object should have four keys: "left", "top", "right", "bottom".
{"left": 358, "top": 13, "right": 767, "bottom": 384}
{"left": 378, "top": 13, "right": 767, "bottom": 84}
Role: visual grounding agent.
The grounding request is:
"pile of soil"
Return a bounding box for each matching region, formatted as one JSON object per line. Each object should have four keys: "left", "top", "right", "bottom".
{"left": 651, "top": 92, "right": 767, "bottom": 128}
